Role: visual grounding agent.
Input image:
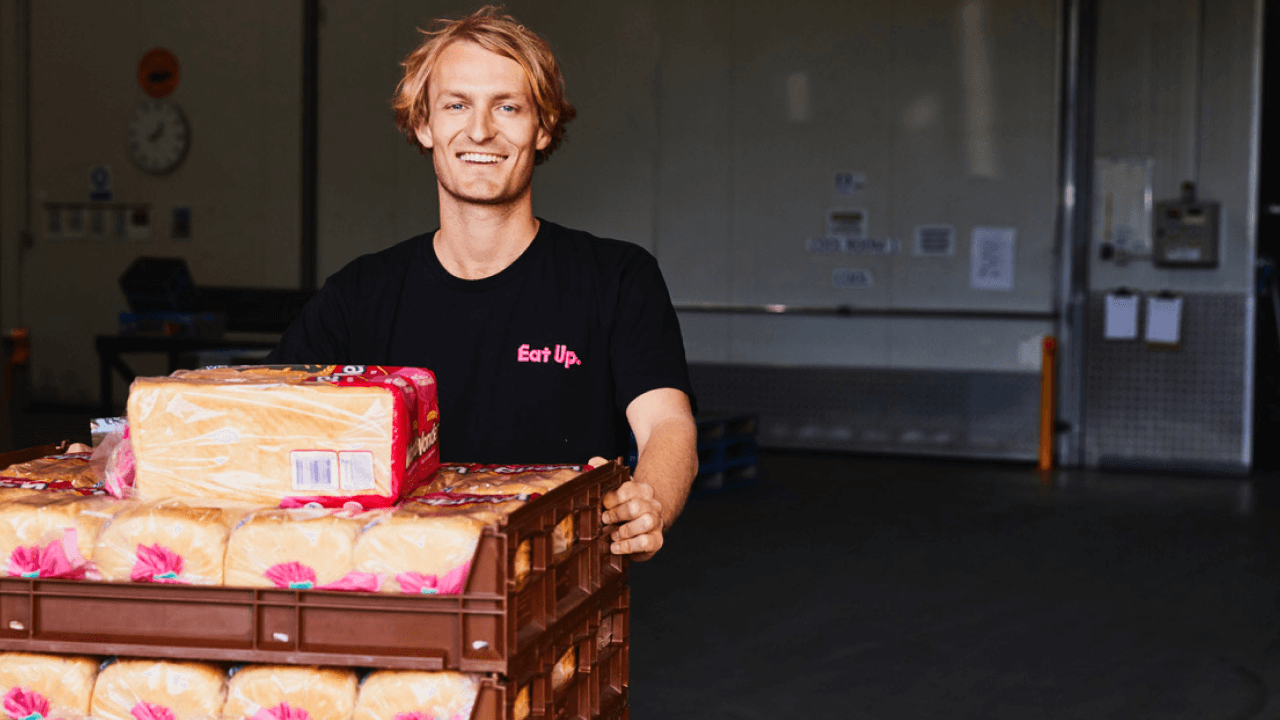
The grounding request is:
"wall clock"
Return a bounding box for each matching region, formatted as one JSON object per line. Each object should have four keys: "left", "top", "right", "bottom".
{"left": 127, "top": 100, "right": 189, "bottom": 174}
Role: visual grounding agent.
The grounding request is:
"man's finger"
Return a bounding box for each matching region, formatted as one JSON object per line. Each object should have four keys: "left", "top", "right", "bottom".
{"left": 612, "top": 512, "right": 658, "bottom": 540}
{"left": 586, "top": 456, "right": 608, "bottom": 469}
{"left": 611, "top": 531, "right": 663, "bottom": 556}
{"left": 603, "top": 497, "right": 659, "bottom": 525}
{"left": 603, "top": 480, "right": 653, "bottom": 509}
{"left": 602, "top": 482, "right": 644, "bottom": 512}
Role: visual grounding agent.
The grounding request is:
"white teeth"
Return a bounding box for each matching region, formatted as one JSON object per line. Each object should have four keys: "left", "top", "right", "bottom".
{"left": 459, "top": 152, "right": 504, "bottom": 163}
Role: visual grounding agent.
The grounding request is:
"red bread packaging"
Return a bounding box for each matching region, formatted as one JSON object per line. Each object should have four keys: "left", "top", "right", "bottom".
{"left": 127, "top": 365, "right": 440, "bottom": 509}
{"left": 0, "top": 451, "right": 102, "bottom": 494}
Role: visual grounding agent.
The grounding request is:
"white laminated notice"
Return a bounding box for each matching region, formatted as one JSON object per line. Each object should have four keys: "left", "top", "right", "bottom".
{"left": 1145, "top": 295, "right": 1183, "bottom": 345}
{"left": 1093, "top": 157, "right": 1154, "bottom": 252}
{"left": 970, "top": 226, "right": 1015, "bottom": 291}
{"left": 292, "top": 451, "right": 339, "bottom": 491}
{"left": 1104, "top": 293, "right": 1139, "bottom": 340}
{"left": 340, "top": 451, "right": 376, "bottom": 491}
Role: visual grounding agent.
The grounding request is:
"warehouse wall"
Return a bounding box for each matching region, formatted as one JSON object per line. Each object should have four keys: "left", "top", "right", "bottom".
{"left": 1090, "top": 0, "right": 1258, "bottom": 294}
{"left": 317, "top": 0, "right": 1061, "bottom": 377}
{"left": 309, "top": 0, "right": 1062, "bottom": 460}
{"left": 1081, "top": 0, "right": 1262, "bottom": 471}
{"left": 1, "top": 1, "right": 302, "bottom": 402}
{"left": 3, "top": 0, "right": 1062, "bottom": 407}
{"left": 663, "top": 0, "right": 1060, "bottom": 369}
{"left": 0, "top": 1, "right": 1263, "bottom": 470}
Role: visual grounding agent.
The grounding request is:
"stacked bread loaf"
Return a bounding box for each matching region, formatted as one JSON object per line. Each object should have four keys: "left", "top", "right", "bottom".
{"left": 0, "top": 653, "right": 488, "bottom": 720}
{"left": 0, "top": 459, "right": 582, "bottom": 592}
{"left": 127, "top": 366, "right": 441, "bottom": 508}
{"left": 0, "top": 366, "right": 604, "bottom": 719}
{"left": 0, "top": 366, "right": 583, "bottom": 591}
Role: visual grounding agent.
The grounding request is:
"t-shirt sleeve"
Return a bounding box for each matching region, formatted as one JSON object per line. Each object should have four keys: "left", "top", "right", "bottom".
{"left": 264, "top": 277, "right": 351, "bottom": 364}
{"left": 609, "top": 249, "right": 698, "bottom": 415}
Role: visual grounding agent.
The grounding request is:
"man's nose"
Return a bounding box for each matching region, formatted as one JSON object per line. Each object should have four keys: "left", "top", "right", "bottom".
{"left": 467, "top": 110, "right": 495, "bottom": 142}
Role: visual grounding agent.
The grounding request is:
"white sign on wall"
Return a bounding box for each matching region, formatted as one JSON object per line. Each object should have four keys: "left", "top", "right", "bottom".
{"left": 807, "top": 236, "right": 843, "bottom": 254}
{"left": 834, "top": 171, "right": 866, "bottom": 195}
{"left": 970, "top": 226, "right": 1015, "bottom": 291}
{"left": 842, "top": 237, "right": 898, "bottom": 255}
{"left": 1093, "top": 157, "right": 1153, "bottom": 252}
{"left": 832, "top": 268, "right": 873, "bottom": 288}
{"left": 807, "top": 237, "right": 898, "bottom": 255}
{"left": 914, "top": 224, "right": 955, "bottom": 257}
{"left": 828, "top": 209, "right": 868, "bottom": 239}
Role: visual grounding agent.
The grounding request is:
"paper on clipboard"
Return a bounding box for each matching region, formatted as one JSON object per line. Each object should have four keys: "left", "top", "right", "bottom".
{"left": 1145, "top": 296, "right": 1182, "bottom": 345}
{"left": 1103, "top": 293, "right": 1138, "bottom": 340}
{"left": 970, "top": 226, "right": 1015, "bottom": 291}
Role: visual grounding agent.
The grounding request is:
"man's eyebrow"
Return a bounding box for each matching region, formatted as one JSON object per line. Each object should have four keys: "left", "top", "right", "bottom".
{"left": 435, "top": 90, "right": 526, "bottom": 103}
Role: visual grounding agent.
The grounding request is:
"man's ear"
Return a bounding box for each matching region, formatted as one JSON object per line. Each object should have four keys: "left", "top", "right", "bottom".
{"left": 415, "top": 123, "right": 434, "bottom": 150}
{"left": 536, "top": 125, "right": 550, "bottom": 152}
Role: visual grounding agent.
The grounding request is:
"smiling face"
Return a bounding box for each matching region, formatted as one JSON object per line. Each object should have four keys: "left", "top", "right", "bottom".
{"left": 415, "top": 41, "right": 551, "bottom": 210}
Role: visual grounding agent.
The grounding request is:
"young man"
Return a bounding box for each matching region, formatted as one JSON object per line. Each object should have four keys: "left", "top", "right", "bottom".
{"left": 267, "top": 7, "right": 697, "bottom": 561}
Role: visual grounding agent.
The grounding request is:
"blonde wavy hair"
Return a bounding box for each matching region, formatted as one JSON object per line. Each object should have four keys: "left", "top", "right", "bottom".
{"left": 391, "top": 5, "right": 576, "bottom": 164}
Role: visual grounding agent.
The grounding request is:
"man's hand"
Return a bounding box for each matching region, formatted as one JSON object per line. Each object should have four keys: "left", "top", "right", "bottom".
{"left": 587, "top": 387, "right": 697, "bottom": 562}
{"left": 594, "top": 455, "right": 666, "bottom": 561}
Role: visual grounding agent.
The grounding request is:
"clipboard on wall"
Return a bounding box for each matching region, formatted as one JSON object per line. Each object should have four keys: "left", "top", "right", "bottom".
{"left": 1144, "top": 290, "right": 1183, "bottom": 350}
{"left": 1103, "top": 287, "right": 1139, "bottom": 340}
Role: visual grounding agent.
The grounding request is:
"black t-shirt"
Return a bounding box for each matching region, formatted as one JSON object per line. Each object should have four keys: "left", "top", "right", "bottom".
{"left": 266, "top": 219, "right": 694, "bottom": 464}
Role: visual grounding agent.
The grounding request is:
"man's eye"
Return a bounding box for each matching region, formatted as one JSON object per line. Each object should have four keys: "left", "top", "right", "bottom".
{"left": 499, "top": 105, "right": 517, "bottom": 113}
{"left": 446, "top": 103, "right": 465, "bottom": 110}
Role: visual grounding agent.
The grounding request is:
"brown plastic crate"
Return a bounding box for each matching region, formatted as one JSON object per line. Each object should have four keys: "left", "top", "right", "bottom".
{"left": 472, "top": 572, "right": 629, "bottom": 720}
{"left": 0, "top": 461, "right": 630, "bottom": 673}
{"left": 0, "top": 442, "right": 70, "bottom": 467}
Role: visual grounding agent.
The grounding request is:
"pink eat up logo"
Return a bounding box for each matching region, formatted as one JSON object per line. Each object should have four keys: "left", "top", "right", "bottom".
{"left": 517, "top": 344, "right": 581, "bottom": 369}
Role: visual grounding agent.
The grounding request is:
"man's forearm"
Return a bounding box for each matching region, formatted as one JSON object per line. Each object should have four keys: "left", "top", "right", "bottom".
{"left": 631, "top": 415, "right": 698, "bottom": 531}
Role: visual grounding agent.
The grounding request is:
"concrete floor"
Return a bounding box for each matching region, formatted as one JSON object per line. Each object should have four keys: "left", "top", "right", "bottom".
{"left": 630, "top": 452, "right": 1280, "bottom": 719}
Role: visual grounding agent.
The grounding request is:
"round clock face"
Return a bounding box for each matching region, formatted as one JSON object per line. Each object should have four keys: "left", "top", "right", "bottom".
{"left": 127, "top": 100, "right": 189, "bottom": 174}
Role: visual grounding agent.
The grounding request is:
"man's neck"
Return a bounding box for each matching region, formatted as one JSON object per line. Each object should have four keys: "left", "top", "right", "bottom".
{"left": 434, "top": 195, "right": 540, "bottom": 280}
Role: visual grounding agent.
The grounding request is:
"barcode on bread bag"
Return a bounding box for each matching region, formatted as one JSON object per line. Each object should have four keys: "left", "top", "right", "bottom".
{"left": 291, "top": 451, "right": 338, "bottom": 490}
{"left": 339, "top": 451, "right": 375, "bottom": 490}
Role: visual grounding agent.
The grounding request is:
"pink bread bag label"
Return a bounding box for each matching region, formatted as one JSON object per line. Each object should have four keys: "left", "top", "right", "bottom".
{"left": 252, "top": 705, "right": 312, "bottom": 720}
{"left": 4, "top": 686, "right": 50, "bottom": 720}
{"left": 131, "top": 702, "right": 176, "bottom": 720}
{"left": 6, "top": 528, "right": 89, "bottom": 580}
{"left": 263, "top": 560, "right": 382, "bottom": 592}
{"left": 130, "top": 543, "right": 186, "bottom": 584}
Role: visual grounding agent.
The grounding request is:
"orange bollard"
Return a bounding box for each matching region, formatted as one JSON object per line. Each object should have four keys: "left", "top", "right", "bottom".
{"left": 1038, "top": 336, "right": 1057, "bottom": 473}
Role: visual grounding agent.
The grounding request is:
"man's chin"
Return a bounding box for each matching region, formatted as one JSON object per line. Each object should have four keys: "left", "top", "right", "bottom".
{"left": 441, "top": 184, "right": 529, "bottom": 208}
